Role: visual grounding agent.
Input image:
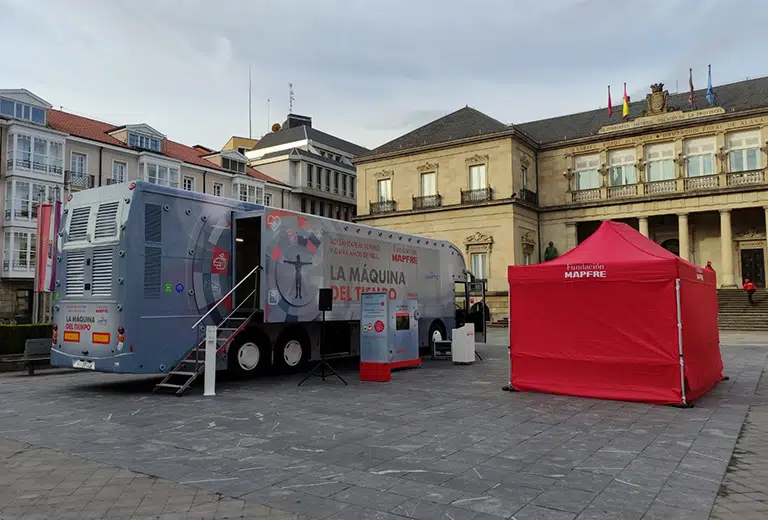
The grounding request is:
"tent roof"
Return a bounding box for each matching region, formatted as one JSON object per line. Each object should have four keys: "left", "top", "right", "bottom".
{"left": 510, "top": 220, "right": 713, "bottom": 284}
{"left": 548, "top": 221, "right": 678, "bottom": 265}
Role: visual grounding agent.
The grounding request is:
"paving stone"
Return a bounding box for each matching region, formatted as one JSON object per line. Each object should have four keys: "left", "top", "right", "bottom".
{"left": 513, "top": 504, "right": 577, "bottom": 520}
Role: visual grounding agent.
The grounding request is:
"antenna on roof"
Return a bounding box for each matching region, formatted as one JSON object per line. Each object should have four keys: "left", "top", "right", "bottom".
{"left": 248, "top": 64, "right": 253, "bottom": 139}
{"left": 267, "top": 98, "right": 270, "bottom": 132}
{"left": 289, "top": 83, "right": 295, "bottom": 114}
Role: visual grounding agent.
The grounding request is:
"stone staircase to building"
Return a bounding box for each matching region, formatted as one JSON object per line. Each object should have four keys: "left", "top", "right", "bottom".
{"left": 718, "top": 289, "right": 768, "bottom": 331}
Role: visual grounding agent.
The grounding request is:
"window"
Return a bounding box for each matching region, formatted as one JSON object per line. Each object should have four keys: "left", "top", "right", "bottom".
{"left": 325, "top": 169, "right": 331, "bottom": 191}
{"left": 727, "top": 130, "right": 761, "bottom": 173}
{"left": 70, "top": 152, "right": 87, "bottom": 173}
{"left": 521, "top": 166, "right": 528, "bottom": 191}
{"left": 2, "top": 231, "right": 36, "bottom": 272}
{"left": 469, "top": 164, "right": 486, "bottom": 191}
{"left": 573, "top": 154, "right": 600, "bottom": 190}
{"left": 4, "top": 180, "right": 61, "bottom": 222}
{"left": 32, "top": 137, "right": 47, "bottom": 173}
{"left": 377, "top": 178, "right": 392, "bottom": 202}
{"left": 222, "top": 157, "right": 246, "bottom": 174}
{"left": 264, "top": 193, "right": 272, "bottom": 206}
{"left": 470, "top": 252, "right": 488, "bottom": 280}
{"left": 213, "top": 182, "right": 223, "bottom": 197}
{"left": 0, "top": 96, "right": 46, "bottom": 125}
{"left": 142, "top": 161, "right": 180, "bottom": 188}
{"left": 234, "top": 182, "right": 264, "bottom": 204}
{"left": 684, "top": 136, "right": 716, "bottom": 177}
{"left": 608, "top": 149, "right": 636, "bottom": 186}
{"left": 17, "top": 134, "right": 31, "bottom": 169}
{"left": 310, "top": 200, "right": 316, "bottom": 214}
{"left": 112, "top": 161, "right": 126, "bottom": 183}
{"left": 334, "top": 172, "right": 340, "bottom": 193}
{"left": 6, "top": 134, "right": 62, "bottom": 175}
{"left": 49, "top": 141, "right": 63, "bottom": 174}
{"left": 183, "top": 176, "right": 195, "bottom": 192}
{"left": 421, "top": 172, "right": 437, "bottom": 196}
{"left": 342, "top": 175, "right": 348, "bottom": 196}
{"left": 319, "top": 201, "right": 325, "bottom": 216}
{"left": 306, "top": 164, "right": 314, "bottom": 187}
{"left": 645, "top": 142, "right": 675, "bottom": 181}
{"left": 301, "top": 198, "right": 307, "bottom": 213}
{"left": 350, "top": 177, "right": 355, "bottom": 198}
{"left": 128, "top": 132, "right": 162, "bottom": 152}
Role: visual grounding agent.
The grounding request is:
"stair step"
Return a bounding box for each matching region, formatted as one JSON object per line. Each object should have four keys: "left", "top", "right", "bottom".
{"left": 169, "top": 371, "right": 199, "bottom": 376}
{"left": 156, "top": 383, "right": 183, "bottom": 389}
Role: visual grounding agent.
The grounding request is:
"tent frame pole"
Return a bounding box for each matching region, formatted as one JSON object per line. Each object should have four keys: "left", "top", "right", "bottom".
{"left": 675, "top": 278, "right": 687, "bottom": 406}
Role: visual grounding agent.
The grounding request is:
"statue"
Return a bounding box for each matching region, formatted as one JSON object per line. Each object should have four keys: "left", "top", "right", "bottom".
{"left": 544, "top": 241, "right": 559, "bottom": 262}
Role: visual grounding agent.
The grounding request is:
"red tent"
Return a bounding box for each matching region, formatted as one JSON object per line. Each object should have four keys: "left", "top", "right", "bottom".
{"left": 507, "top": 221, "right": 724, "bottom": 406}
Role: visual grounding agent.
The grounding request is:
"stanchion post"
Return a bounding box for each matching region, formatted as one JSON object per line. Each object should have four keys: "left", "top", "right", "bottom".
{"left": 204, "top": 325, "right": 217, "bottom": 396}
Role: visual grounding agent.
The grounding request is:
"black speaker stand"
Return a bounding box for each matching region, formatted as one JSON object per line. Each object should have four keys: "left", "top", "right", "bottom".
{"left": 298, "top": 310, "right": 347, "bottom": 386}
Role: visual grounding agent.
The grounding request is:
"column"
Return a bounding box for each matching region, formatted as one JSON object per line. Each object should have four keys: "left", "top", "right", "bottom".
{"left": 720, "top": 209, "right": 735, "bottom": 287}
{"left": 639, "top": 217, "right": 649, "bottom": 237}
{"left": 678, "top": 213, "right": 690, "bottom": 261}
{"left": 565, "top": 222, "right": 578, "bottom": 252}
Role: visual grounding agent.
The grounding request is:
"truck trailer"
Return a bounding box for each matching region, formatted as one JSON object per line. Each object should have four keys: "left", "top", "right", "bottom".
{"left": 50, "top": 181, "right": 476, "bottom": 393}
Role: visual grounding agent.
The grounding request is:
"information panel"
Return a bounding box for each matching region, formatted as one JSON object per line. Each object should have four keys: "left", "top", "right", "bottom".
{"left": 360, "top": 292, "right": 389, "bottom": 364}
{"left": 391, "top": 299, "right": 419, "bottom": 364}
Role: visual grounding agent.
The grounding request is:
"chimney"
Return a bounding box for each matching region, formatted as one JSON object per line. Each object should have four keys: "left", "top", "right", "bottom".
{"left": 283, "top": 114, "right": 312, "bottom": 129}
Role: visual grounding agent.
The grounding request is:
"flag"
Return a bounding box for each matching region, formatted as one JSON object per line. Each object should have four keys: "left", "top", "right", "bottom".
{"left": 706, "top": 64, "right": 716, "bottom": 106}
{"left": 688, "top": 68, "right": 694, "bottom": 107}
{"left": 607, "top": 85, "right": 613, "bottom": 117}
{"left": 622, "top": 83, "right": 629, "bottom": 120}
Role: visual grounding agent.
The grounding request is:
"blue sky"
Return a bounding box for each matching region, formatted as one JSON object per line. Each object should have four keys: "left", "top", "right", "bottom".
{"left": 2, "top": 0, "right": 766, "bottom": 150}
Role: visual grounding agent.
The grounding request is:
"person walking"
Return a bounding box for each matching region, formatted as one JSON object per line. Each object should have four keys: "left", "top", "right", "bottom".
{"left": 743, "top": 277, "right": 757, "bottom": 305}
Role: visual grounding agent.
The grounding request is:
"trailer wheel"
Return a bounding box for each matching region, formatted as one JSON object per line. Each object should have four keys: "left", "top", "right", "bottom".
{"left": 228, "top": 331, "right": 270, "bottom": 378}
{"left": 275, "top": 328, "right": 310, "bottom": 373}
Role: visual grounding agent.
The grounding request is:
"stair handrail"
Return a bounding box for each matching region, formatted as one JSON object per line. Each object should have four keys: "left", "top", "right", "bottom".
{"left": 191, "top": 264, "right": 262, "bottom": 329}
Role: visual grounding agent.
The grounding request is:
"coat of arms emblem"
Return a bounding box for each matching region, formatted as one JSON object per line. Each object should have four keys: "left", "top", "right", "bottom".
{"left": 646, "top": 83, "right": 671, "bottom": 115}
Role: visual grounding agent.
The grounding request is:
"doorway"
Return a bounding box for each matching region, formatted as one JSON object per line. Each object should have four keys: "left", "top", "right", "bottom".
{"left": 661, "top": 238, "right": 680, "bottom": 256}
{"left": 741, "top": 248, "right": 765, "bottom": 287}
{"left": 234, "top": 216, "right": 262, "bottom": 310}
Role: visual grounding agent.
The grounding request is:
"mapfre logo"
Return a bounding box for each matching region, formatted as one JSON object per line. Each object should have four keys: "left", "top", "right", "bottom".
{"left": 564, "top": 263, "right": 607, "bottom": 279}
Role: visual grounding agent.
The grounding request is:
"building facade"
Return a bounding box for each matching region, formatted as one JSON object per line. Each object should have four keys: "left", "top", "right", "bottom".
{"left": 354, "top": 78, "right": 768, "bottom": 321}
{"left": 0, "top": 88, "right": 288, "bottom": 321}
{"left": 245, "top": 114, "right": 368, "bottom": 221}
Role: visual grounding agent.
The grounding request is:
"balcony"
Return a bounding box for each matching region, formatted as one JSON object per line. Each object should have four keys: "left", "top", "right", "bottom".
{"left": 370, "top": 200, "right": 397, "bottom": 215}
{"left": 727, "top": 169, "right": 765, "bottom": 186}
{"left": 6, "top": 158, "right": 63, "bottom": 177}
{"left": 1, "top": 259, "right": 34, "bottom": 279}
{"left": 461, "top": 187, "right": 493, "bottom": 204}
{"left": 519, "top": 188, "right": 538, "bottom": 205}
{"left": 684, "top": 174, "right": 719, "bottom": 190}
{"left": 66, "top": 170, "right": 93, "bottom": 189}
{"left": 607, "top": 184, "right": 639, "bottom": 199}
{"left": 572, "top": 188, "right": 601, "bottom": 203}
{"left": 412, "top": 194, "right": 443, "bottom": 210}
{"left": 645, "top": 179, "right": 677, "bottom": 195}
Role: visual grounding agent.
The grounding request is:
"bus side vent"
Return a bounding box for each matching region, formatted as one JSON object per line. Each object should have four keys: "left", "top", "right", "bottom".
{"left": 145, "top": 204, "right": 162, "bottom": 243}
{"left": 91, "top": 248, "right": 113, "bottom": 297}
{"left": 94, "top": 201, "right": 120, "bottom": 239}
{"left": 68, "top": 207, "right": 91, "bottom": 242}
{"left": 144, "top": 246, "right": 162, "bottom": 298}
{"left": 66, "top": 251, "right": 86, "bottom": 296}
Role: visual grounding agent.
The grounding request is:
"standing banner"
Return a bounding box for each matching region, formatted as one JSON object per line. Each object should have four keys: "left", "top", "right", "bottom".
{"left": 34, "top": 201, "right": 62, "bottom": 293}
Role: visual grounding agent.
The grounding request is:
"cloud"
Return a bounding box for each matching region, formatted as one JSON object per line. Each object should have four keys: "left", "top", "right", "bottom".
{"left": 1, "top": 0, "right": 766, "bottom": 151}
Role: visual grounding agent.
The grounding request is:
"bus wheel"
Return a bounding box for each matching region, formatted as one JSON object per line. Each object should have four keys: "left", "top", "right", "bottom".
{"left": 228, "top": 332, "right": 270, "bottom": 378}
{"left": 428, "top": 320, "right": 446, "bottom": 357}
{"left": 275, "top": 328, "right": 309, "bottom": 373}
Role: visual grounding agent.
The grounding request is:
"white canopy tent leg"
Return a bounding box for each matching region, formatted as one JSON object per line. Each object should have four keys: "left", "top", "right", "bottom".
{"left": 675, "top": 278, "right": 687, "bottom": 407}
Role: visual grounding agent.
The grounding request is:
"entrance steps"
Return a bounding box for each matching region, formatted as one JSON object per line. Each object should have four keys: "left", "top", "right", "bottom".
{"left": 718, "top": 289, "right": 768, "bottom": 331}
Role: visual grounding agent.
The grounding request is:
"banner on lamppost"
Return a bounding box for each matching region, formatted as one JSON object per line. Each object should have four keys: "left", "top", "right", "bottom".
{"left": 34, "top": 201, "right": 62, "bottom": 293}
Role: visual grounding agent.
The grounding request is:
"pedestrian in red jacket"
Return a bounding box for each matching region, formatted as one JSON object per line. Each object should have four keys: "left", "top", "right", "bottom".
{"left": 743, "top": 278, "right": 757, "bottom": 305}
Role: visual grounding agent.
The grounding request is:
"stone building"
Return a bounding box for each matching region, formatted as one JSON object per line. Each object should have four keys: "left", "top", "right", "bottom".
{"left": 354, "top": 77, "right": 768, "bottom": 321}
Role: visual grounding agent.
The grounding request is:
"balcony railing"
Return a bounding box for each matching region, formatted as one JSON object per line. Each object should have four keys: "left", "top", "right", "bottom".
{"left": 645, "top": 179, "right": 677, "bottom": 195}
{"left": 727, "top": 169, "right": 765, "bottom": 186}
{"left": 519, "top": 188, "right": 538, "bottom": 205}
{"left": 607, "top": 184, "right": 638, "bottom": 199}
{"left": 412, "top": 194, "right": 443, "bottom": 210}
{"left": 6, "top": 158, "right": 63, "bottom": 176}
{"left": 370, "top": 200, "right": 397, "bottom": 215}
{"left": 461, "top": 187, "right": 493, "bottom": 204}
{"left": 66, "top": 170, "right": 93, "bottom": 189}
{"left": 572, "top": 188, "right": 601, "bottom": 202}
{"left": 684, "top": 174, "right": 719, "bottom": 190}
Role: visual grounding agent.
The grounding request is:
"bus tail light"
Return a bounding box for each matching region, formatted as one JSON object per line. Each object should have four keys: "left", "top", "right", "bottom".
{"left": 117, "top": 327, "right": 125, "bottom": 349}
{"left": 52, "top": 324, "right": 57, "bottom": 345}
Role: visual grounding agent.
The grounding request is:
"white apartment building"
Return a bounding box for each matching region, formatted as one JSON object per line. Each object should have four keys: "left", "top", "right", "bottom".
{"left": 245, "top": 114, "right": 368, "bottom": 221}
{"left": 0, "top": 88, "right": 289, "bottom": 321}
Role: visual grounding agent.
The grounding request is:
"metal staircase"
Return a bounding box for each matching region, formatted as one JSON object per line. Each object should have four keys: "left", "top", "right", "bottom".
{"left": 154, "top": 265, "right": 262, "bottom": 396}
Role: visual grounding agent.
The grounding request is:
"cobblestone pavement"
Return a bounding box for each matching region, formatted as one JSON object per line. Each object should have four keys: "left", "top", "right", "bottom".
{"left": 710, "top": 337, "right": 768, "bottom": 520}
{"left": 0, "top": 329, "right": 766, "bottom": 520}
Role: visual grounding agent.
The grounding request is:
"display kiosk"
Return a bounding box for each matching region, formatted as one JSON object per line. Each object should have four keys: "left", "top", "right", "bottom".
{"left": 360, "top": 292, "right": 421, "bottom": 382}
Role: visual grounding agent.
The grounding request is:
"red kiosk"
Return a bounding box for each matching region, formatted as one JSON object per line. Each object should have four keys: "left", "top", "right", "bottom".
{"left": 507, "top": 221, "right": 724, "bottom": 406}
